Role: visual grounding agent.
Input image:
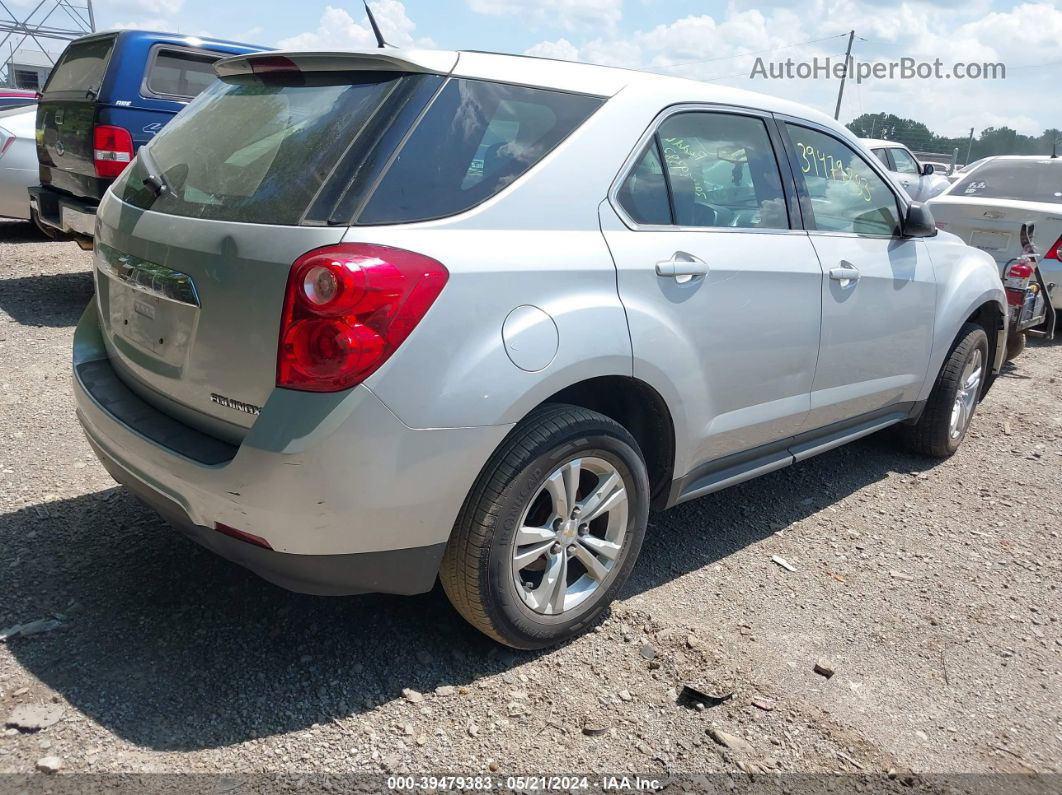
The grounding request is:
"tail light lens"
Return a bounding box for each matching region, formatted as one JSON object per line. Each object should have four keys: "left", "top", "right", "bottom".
{"left": 1007, "top": 262, "right": 1034, "bottom": 280}
{"left": 277, "top": 244, "right": 448, "bottom": 392}
{"left": 93, "top": 125, "right": 134, "bottom": 178}
{"left": 1044, "top": 235, "right": 1062, "bottom": 262}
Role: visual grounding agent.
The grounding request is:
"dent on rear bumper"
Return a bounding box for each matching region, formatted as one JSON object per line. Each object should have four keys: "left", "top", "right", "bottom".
{"left": 73, "top": 304, "right": 512, "bottom": 559}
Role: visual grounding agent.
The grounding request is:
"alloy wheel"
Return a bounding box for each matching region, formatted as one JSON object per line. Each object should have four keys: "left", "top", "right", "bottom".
{"left": 510, "top": 456, "right": 629, "bottom": 616}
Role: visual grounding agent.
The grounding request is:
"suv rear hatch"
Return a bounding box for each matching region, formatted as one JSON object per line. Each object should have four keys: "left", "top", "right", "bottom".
{"left": 37, "top": 33, "right": 117, "bottom": 200}
{"left": 94, "top": 51, "right": 603, "bottom": 442}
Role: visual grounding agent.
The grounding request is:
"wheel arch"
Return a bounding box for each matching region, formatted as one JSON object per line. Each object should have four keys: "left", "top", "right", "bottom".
{"left": 964, "top": 299, "right": 1007, "bottom": 397}
{"left": 918, "top": 240, "right": 1007, "bottom": 405}
{"left": 535, "top": 376, "right": 676, "bottom": 510}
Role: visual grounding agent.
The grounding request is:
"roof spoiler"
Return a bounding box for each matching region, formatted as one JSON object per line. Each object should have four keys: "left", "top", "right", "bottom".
{"left": 214, "top": 49, "right": 458, "bottom": 79}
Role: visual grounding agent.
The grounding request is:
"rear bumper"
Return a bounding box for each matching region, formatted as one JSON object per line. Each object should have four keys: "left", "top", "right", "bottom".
{"left": 28, "top": 185, "right": 97, "bottom": 237}
{"left": 72, "top": 303, "right": 510, "bottom": 596}
{"left": 92, "top": 437, "right": 446, "bottom": 595}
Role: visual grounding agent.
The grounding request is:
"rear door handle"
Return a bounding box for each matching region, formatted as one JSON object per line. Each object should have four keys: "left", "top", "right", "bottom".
{"left": 656, "top": 251, "right": 709, "bottom": 279}
{"left": 829, "top": 263, "right": 861, "bottom": 287}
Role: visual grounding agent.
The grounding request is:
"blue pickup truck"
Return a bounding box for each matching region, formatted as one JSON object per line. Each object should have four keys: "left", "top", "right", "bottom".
{"left": 29, "top": 30, "right": 263, "bottom": 245}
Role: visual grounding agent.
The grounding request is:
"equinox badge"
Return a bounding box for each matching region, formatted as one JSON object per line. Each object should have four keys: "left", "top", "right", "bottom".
{"left": 210, "top": 393, "right": 261, "bottom": 416}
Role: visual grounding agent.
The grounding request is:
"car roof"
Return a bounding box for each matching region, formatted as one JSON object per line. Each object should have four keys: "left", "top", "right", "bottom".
{"left": 75, "top": 28, "right": 265, "bottom": 51}
{"left": 969, "top": 155, "right": 1061, "bottom": 163}
{"left": 860, "top": 138, "right": 908, "bottom": 149}
{"left": 216, "top": 47, "right": 846, "bottom": 131}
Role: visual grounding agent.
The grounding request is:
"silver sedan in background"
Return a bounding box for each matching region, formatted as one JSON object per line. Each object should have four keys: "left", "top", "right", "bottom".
{"left": 863, "top": 138, "right": 952, "bottom": 201}
{"left": 929, "top": 155, "right": 1062, "bottom": 310}
{"left": 0, "top": 106, "right": 39, "bottom": 220}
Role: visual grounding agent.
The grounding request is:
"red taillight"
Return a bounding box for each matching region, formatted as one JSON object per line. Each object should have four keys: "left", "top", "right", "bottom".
{"left": 277, "top": 244, "right": 448, "bottom": 392}
{"left": 1007, "top": 262, "right": 1034, "bottom": 280}
{"left": 1044, "top": 235, "right": 1062, "bottom": 262}
{"left": 93, "top": 125, "right": 134, "bottom": 179}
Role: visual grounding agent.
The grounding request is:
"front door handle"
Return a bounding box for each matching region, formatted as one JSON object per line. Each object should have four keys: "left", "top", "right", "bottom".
{"left": 829, "top": 263, "right": 861, "bottom": 287}
{"left": 656, "top": 251, "right": 709, "bottom": 280}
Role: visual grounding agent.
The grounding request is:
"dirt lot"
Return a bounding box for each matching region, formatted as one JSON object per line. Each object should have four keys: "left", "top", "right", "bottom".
{"left": 1, "top": 220, "right": 1059, "bottom": 779}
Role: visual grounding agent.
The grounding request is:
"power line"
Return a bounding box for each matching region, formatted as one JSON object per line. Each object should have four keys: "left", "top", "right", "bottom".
{"left": 658, "top": 33, "right": 848, "bottom": 70}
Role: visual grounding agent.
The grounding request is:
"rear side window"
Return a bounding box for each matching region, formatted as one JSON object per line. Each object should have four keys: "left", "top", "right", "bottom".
{"left": 43, "top": 37, "right": 114, "bottom": 95}
{"left": 146, "top": 49, "right": 219, "bottom": 99}
{"left": 786, "top": 124, "right": 901, "bottom": 236}
{"left": 617, "top": 112, "right": 789, "bottom": 230}
{"left": 871, "top": 148, "right": 889, "bottom": 167}
{"left": 617, "top": 143, "right": 670, "bottom": 225}
{"left": 356, "top": 79, "right": 602, "bottom": 225}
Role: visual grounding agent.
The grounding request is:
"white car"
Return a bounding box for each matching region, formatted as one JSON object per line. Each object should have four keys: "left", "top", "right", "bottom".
{"left": 928, "top": 155, "right": 1062, "bottom": 310}
{"left": 863, "top": 138, "right": 951, "bottom": 202}
{"left": 0, "top": 106, "right": 38, "bottom": 220}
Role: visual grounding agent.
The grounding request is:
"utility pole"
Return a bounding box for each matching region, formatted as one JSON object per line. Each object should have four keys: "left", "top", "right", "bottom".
{"left": 834, "top": 30, "right": 855, "bottom": 120}
{"left": 0, "top": 1, "right": 95, "bottom": 87}
{"left": 964, "top": 127, "right": 975, "bottom": 165}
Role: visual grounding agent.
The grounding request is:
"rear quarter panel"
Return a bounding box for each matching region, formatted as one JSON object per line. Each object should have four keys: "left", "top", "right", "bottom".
{"left": 350, "top": 86, "right": 677, "bottom": 431}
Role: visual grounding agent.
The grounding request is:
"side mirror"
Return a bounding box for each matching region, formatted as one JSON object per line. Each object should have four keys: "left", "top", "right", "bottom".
{"left": 921, "top": 162, "right": 935, "bottom": 176}
{"left": 903, "top": 202, "right": 937, "bottom": 237}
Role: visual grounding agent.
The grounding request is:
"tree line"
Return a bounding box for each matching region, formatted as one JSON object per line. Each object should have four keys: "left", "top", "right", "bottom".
{"left": 847, "top": 113, "right": 1060, "bottom": 164}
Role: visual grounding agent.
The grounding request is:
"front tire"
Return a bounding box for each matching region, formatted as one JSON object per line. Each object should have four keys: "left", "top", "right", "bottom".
{"left": 440, "top": 404, "right": 649, "bottom": 649}
{"left": 901, "top": 323, "right": 989, "bottom": 458}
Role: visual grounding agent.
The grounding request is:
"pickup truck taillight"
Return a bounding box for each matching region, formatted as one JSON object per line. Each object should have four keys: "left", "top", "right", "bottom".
{"left": 93, "top": 125, "right": 133, "bottom": 179}
{"left": 1004, "top": 261, "right": 1036, "bottom": 306}
{"left": 277, "top": 244, "right": 448, "bottom": 392}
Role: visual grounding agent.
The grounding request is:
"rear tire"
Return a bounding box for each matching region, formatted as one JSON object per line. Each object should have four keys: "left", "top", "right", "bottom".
{"left": 901, "top": 323, "right": 989, "bottom": 458}
{"left": 1004, "top": 331, "right": 1026, "bottom": 361}
{"left": 440, "top": 404, "right": 649, "bottom": 649}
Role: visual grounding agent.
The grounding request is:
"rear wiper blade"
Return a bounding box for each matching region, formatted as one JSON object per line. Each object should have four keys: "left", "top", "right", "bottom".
{"left": 137, "top": 146, "right": 169, "bottom": 198}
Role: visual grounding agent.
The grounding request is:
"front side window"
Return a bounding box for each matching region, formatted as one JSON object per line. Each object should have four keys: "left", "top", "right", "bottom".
{"left": 357, "top": 79, "right": 602, "bottom": 224}
{"left": 146, "top": 49, "right": 219, "bottom": 99}
{"left": 653, "top": 112, "right": 789, "bottom": 229}
{"left": 786, "top": 124, "right": 901, "bottom": 236}
{"left": 890, "top": 147, "right": 919, "bottom": 175}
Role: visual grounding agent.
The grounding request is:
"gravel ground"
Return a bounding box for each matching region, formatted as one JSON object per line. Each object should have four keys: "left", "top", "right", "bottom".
{"left": 1, "top": 219, "right": 1059, "bottom": 779}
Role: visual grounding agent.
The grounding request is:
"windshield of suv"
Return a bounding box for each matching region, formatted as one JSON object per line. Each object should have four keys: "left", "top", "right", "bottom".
{"left": 953, "top": 160, "right": 1062, "bottom": 204}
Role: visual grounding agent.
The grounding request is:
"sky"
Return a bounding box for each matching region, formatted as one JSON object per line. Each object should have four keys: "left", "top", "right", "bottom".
{"left": 33, "top": 0, "right": 1062, "bottom": 137}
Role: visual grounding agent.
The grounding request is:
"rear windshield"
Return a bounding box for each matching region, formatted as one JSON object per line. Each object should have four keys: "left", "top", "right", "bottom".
{"left": 953, "top": 161, "right": 1062, "bottom": 204}
{"left": 115, "top": 71, "right": 415, "bottom": 225}
{"left": 146, "top": 49, "right": 219, "bottom": 99}
{"left": 43, "top": 37, "right": 114, "bottom": 95}
{"left": 113, "top": 70, "right": 602, "bottom": 226}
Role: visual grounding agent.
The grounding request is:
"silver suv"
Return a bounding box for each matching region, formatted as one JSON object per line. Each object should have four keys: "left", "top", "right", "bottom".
{"left": 73, "top": 48, "right": 1007, "bottom": 648}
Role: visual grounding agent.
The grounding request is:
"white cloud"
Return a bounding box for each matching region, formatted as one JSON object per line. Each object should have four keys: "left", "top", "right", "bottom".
{"left": 523, "top": 1, "right": 1061, "bottom": 136}
{"left": 278, "top": 1, "right": 432, "bottom": 50}
{"left": 97, "top": 0, "right": 183, "bottom": 14}
{"left": 468, "top": 0, "right": 622, "bottom": 31}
